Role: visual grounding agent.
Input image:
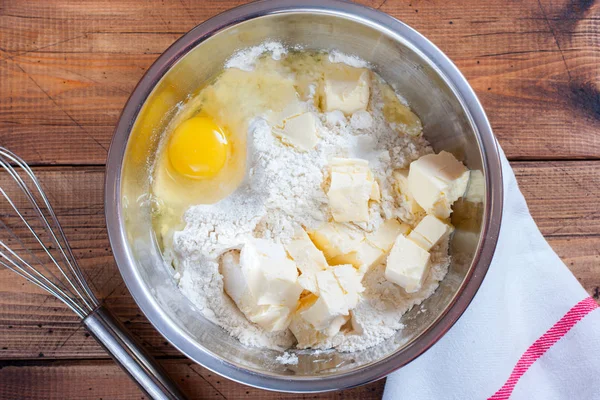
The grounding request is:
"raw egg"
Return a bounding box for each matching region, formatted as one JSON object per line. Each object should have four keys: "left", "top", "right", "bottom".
{"left": 168, "top": 116, "right": 229, "bottom": 179}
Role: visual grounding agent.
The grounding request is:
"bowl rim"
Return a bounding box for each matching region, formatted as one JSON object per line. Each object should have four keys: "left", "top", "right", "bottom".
{"left": 105, "top": 0, "right": 503, "bottom": 392}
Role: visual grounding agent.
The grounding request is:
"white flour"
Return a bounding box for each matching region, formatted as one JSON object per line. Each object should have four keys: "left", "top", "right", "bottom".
{"left": 328, "top": 50, "right": 369, "bottom": 68}
{"left": 171, "top": 44, "right": 448, "bottom": 352}
{"left": 224, "top": 41, "right": 287, "bottom": 71}
{"left": 276, "top": 351, "right": 299, "bottom": 365}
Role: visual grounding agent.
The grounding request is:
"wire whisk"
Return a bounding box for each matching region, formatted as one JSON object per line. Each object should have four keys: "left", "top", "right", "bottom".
{"left": 0, "top": 147, "right": 185, "bottom": 400}
{"left": 0, "top": 149, "right": 99, "bottom": 318}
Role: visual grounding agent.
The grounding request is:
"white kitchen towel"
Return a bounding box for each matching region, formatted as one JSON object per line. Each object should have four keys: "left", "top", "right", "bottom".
{"left": 384, "top": 147, "right": 600, "bottom": 400}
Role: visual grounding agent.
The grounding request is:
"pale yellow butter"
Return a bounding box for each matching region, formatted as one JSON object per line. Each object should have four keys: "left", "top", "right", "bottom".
{"left": 330, "top": 240, "right": 383, "bottom": 272}
{"left": 385, "top": 235, "right": 431, "bottom": 293}
{"left": 250, "top": 305, "right": 294, "bottom": 332}
{"left": 285, "top": 228, "right": 328, "bottom": 273}
{"left": 392, "top": 168, "right": 411, "bottom": 194}
{"left": 270, "top": 101, "right": 305, "bottom": 128}
{"left": 327, "top": 157, "right": 376, "bottom": 223}
{"left": 370, "top": 179, "right": 381, "bottom": 202}
{"left": 300, "top": 270, "right": 350, "bottom": 335}
{"left": 221, "top": 239, "right": 303, "bottom": 332}
{"left": 368, "top": 219, "right": 410, "bottom": 252}
{"left": 309, "top": 222, "right": 365, "bottom": 261}
{"left": 289, "top": 294, "right": 327, "bottom": 348}
{"left": 465, "top": 170, "right": 485, "bottom": 203}
{"left": 328, "top": 219, "right": 409, "bottom": 274}
{"left": 392, "top": 169, "right": 425, "bottom": 215}
{"left": 332, "top": 264, "right": 365, "bottom": 309}
{"left": 294, "top": 266, "right": 363, "bottom": 339}
{"left": 408, "top": 151, "right": 470, "bottom": 219}
{"left": 408, "top": 214, "right": 453, "bottom": 251}
{"left": 285, "top": 228, "right": 328, "bottom": 294}
{"left": 273, "top": 111, "right": 319, "bottom": 151}
{"left": 322, "top": 70, "right": 370, "bottom": 115}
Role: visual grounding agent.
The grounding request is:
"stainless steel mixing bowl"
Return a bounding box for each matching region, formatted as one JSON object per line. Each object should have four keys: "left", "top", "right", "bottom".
{"left": 105, "top": 0, "right": 503, "bottom": 392}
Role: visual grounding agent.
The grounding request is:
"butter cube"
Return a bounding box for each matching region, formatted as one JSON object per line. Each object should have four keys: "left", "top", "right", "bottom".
{"left": 270, "top": 101, "right": 305, "bottom": 128}
{"left": 308, "top": 222, "right": 364, "bottom": 261}
{"left": 297, "top": 274, "right": 318, "bottom": 294}
{"left": 368, "top": 219, "right": 410, "bottom": 252}
{"left": 371, "top": 180, "right": 381, "bottom": 202}
{"left": 393, "top": 169, "right": 425, "bottom": 215}
{"left": 408, "top": 151, "right": 470, "bottom": 219}
{"left": 351, "top": 311, "right": 364, "bottom": 335}
{"left": 327, "top": 158, "right": 376, "bottom": 222}
{"left": 465, "top": 170, "right": 484, "bottom": 203}
{"left": 393, "top": 168, "right": 411, "bottom": 194}
{"left": 322, "top": 69, "right": 370, "bottom": 115}
{"left": 330, "top": 240, "right": 384, "bottom": 272}
{"left": 221, "top": 239, "right": 303, "bottom": 332}
{"left": 285, "top": 228, "right": 328, "bottom": 295}
{"left": 293, "top": 267, "right": 363, "bottom": 340}
{"left": 285, "top": 228, "right": 327, "bottom": 273}
{"left": 273, "top": 112, "right": 319, "bottom": 151}
{"left": 289, "top": 294, "right": 327, "bottom": 348}
{"left": 250, "top": 305, "right": 294, "bottom": 332}
{"left": 329, "top": 219, "right": 409, "bottom": 273}
{"left": 385, "top": 235, "right": 431, "bottom": 293}
{"left": 408, "top": 215, "right": 453, "bottom": 251}
{"left": 324, "top": 315, "right": 350, "bottom": 337}
{"left": 301, "top": 270, "right": 349, "bottom": 334}
{"left": 332, "top": 265, "right": 365, "bottom": 309}
{"left": 221, "top": 251, "right": 248, "bottom": 308}
{"left": 241, "top": 240, "right": 301, "bottom": 308}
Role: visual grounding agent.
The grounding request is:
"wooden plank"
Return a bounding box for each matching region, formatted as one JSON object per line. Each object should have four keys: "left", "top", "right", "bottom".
{"left": 375, "top": 0, "right": 600, "bottom": 160}
{"left": 548, "top": 236, "right": 600, "bottom": 299}
{"left": 0, "top": 51, "right": 154, "bottom": 164}
{"left": 0, "top": 358, "right": 386, "bottom": 399}
{"left": 1, "top": 0, "right": 600, "bottom": 163}
{"left": 0, "top": 162, "right": 598, "bottom": 360}
{"left": 512, "top": 161, "right": 600, "bottom": 237}
{"left": 1, "top": 51, "right": 154, "bottom": 119}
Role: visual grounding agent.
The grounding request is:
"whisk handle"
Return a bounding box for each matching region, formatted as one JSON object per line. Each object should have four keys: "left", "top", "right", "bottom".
{"left": 83, "top": 306, "right": 187, "bottom": 400}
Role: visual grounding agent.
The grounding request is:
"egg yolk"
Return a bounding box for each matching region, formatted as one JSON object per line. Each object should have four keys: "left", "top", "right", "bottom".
{"left": 168, "top": 116, "right": 229, "bottom": 179}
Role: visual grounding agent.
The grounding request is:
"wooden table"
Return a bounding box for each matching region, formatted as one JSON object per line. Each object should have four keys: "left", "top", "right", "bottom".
{"left": 1, "top": 1, "right": 598, "bottom": 398}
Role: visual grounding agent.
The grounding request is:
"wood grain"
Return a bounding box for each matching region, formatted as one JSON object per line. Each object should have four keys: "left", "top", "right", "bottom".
{"left": 1, "top": 1, "right": 600, "bottom": 398}
{"left": 0, "top": 359, "right": 385, "bottom": 399}
{"left": 0, "top": 163, "right": 598, "bottom": 361}
{"left": 1, "top": 0, "right": 600, "bottom": 163}
{"left": 512, "top": 161, "right": 600, "bottom": 237}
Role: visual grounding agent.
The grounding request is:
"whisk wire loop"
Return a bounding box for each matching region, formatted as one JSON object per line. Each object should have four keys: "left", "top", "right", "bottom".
{"left": 0, "top": 147, "right": 99, "bottom": 317}
{"left": 0, "top": 232, "right": 87, "bottom": 317}
{"left": 0, "top": 147, "right": 186, "bottom": 399}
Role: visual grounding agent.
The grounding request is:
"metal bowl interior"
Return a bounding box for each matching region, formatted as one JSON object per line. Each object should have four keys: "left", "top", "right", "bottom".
{"left": 105, "top": 0, "right": 502, "bottom": 392}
